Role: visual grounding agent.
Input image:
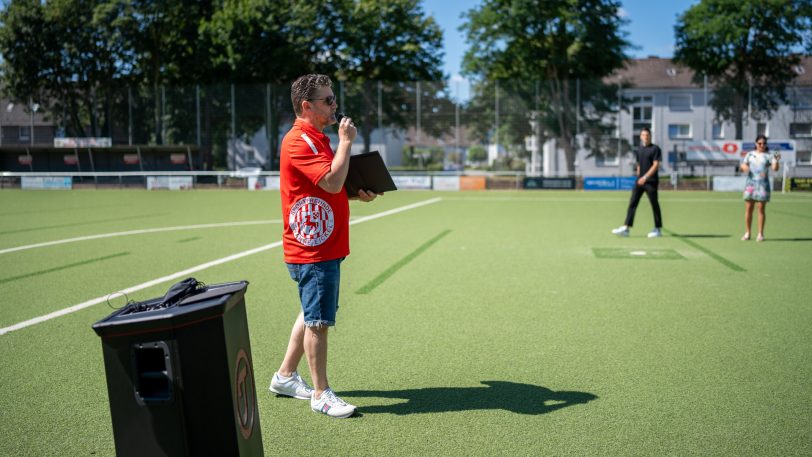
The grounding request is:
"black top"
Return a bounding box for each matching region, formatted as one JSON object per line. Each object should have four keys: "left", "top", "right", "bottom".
{"left": 636, "top": 143, "right": 662, "bottom": 183}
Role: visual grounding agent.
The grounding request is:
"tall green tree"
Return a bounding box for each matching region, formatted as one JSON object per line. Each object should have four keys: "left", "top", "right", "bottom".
{"left": 95, "top": 0, "right": 215, "bottom": 145}
{"left": 329, "top": 0, "right": 446, "bottom": 155}
{"left": 200, "top": 0, "right": 332, "bottom": 168}
{"left": 674, "top": 0, "right": 810, "bottom": 140}
{"left": 461, "top": 0, "right": 630, "bottom": 173}
{"left": 0, "top": 0, "right": 122, "bottom": 138}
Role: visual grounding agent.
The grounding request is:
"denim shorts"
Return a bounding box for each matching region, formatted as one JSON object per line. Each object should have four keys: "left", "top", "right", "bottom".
{"left": 286, "top": 258, "right": 343, "bottom": 328}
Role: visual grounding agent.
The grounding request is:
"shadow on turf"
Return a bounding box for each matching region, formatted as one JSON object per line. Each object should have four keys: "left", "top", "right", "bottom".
{"left": 342, "top": 381, "right": 597, "bottom": 415}
{"left": 760, "top": 237, "right": 812, "bottom": 242}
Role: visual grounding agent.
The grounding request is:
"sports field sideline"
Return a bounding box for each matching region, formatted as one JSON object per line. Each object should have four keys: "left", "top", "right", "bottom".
{"left": 1, "top": 189, "right": 810, "bottom": 456}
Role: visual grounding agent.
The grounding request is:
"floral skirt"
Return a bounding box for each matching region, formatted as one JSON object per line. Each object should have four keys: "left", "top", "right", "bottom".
{"left": 743, "top": 178, "right": 770, "bottom": 202}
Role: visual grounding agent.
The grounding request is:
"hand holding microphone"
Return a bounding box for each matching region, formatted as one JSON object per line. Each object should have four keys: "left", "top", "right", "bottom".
{"left": 335, "top": 112, "right": 356, "bottom": 143}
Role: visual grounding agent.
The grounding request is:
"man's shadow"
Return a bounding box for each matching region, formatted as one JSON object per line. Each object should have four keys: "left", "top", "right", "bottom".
{"left": 341, "top": 381, "right": 597, "bottom": 415}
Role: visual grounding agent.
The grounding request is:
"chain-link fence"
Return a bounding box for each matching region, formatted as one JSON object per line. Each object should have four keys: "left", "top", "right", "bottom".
{"left": 2, "top": 78, "right": 811, "bottom": 177}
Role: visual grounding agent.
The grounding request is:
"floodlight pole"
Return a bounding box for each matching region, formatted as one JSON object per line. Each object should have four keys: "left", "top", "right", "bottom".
{"left": 617, "top": 84, "right": 622, "bottom": 174}
{"left": 128, "top": 87, "right": 133, "bottom": 146}
{"left": 29, "top": 96, "right": 34, "bottom": 146}
{"left": 196, "top": 85, "right": 201, "bottom": 148}
{"left": 495, "top": 80, "right": 499, "bottom": 161}
{"left": 378, "top": 81, "right": 383, "bottom": 157}
{"left": 455, "top": 80, "right": 460, "bottom": 166}
{"left": 416, "top": 81, "right": 421, "bottom": 145}
{"left": 3, "top": 102, "right": 16, "bottom": 147}
{"left": 703, "top": 74, "right": 708, "bottom": 140}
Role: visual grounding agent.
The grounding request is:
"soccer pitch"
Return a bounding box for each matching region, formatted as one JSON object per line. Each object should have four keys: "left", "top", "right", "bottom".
{"left": 1, "top": 189, "right": 810, "bottom": 456}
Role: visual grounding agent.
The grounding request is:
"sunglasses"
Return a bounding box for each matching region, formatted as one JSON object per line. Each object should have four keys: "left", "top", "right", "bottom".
{"left": 756, "top": 142, "right": 766, "bottom": 145}
{"left": 309, "top": 95, "right": 336, "bottom": 105}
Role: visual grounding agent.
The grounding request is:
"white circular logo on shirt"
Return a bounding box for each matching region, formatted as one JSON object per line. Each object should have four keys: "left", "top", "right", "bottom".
{"left": 289, "top": 197, "right": 335, "bottom": 246}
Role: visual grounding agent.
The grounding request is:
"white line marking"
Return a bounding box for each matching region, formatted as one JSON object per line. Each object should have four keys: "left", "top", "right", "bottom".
{"left": 0, "top": 197, "right": 442, "bottom": 336}
{"left": 0, "top": 220, "right": 282, "bottom": 256}
{"left": 441, "top": 196, "right": 812, "bottom": 203}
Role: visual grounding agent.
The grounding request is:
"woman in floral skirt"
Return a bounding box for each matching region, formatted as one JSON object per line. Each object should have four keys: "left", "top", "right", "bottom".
{"left": 740, "top": 134, "right": 780, "bottom": 242}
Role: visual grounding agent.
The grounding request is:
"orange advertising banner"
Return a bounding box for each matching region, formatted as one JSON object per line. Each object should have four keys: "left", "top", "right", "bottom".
{"left": 459, "top": 176, "right": 486, "bottom": 190}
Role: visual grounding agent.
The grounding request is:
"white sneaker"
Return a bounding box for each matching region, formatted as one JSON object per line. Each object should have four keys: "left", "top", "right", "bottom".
{"left": 647, "top": 228, "right": 662, "bottom": 238}
{"left": 311, "top": 388, "right": 356, "bottom": 418}
{"left": 269, "top": 371, "right": 314, "bottom": 400}
{"left": 611, "top": 226, "right": 630, "bottom": 237}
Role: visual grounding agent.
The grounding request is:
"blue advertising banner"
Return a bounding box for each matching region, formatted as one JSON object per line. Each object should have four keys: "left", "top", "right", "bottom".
{"left": 583, "top": 177, "right": 637, "bottom": 191}
{"left": 583, "top": 177, "right": 619, "bottom": 190}
{"left": 618, "top": 177, "right": 637, "bottom": 190}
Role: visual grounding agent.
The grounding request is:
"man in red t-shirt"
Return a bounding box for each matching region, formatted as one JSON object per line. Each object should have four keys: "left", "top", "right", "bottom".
{"left": 268, "top": 74, "right": 378, "bottom": 418}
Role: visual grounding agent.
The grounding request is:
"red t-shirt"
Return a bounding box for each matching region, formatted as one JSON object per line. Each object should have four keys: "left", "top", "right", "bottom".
{"left": 280, "top": 119, "right": 350, "bottom": 263}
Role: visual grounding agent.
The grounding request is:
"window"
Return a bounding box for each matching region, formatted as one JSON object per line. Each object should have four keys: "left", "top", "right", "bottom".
{"left": 712, "top": 123, "right": 724, "bottom": 139}
{"left": 789, "top": 122, "right": 812, "bottom": 138}
{"left": 757, "top": 122, "right": 769, "bottom": 136}
{"left": 668, "top": 95, "right": 691, "bottom": 111}
{"left": 792, "top": 88, "right": 812, "bottom": 110}
{"left": 596, "top": 153, "right": 619, "bottom": 166}
{"left": 632, "top": 95, "right": 653, "bottom": 147}
{"left": 797, "top": 150, "right": 812, "bottom": 165}
{"left": 19, "top": 127, "right": 30, "bottom": 141}
{"left": 668, "top": 124, "right": 691, "bottom": 139}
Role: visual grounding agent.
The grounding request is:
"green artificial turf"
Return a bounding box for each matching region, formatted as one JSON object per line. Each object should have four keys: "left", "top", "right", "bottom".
{"left": 0, "top": 189, "right": 810, "bottom": 456}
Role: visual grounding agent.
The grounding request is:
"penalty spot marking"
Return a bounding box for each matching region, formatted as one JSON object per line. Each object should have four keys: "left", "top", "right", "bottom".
{"left": 0, "top": 197, "right": 442, "bottom": 336}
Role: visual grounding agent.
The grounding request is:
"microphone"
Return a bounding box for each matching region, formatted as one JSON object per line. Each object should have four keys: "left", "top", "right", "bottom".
{"left": 335, "top": 112, "right": 344, "bottom": 123}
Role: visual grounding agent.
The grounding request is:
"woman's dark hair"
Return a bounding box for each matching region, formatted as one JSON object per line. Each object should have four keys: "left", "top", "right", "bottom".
{"left": 755, "top": 134, "right": 769, "bottom": 151}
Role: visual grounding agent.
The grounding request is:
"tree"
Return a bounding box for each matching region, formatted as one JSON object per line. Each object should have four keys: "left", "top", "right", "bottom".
{"left": 674, "top": 0, "right": 810, "bottom": 139}
{"left": 95, "top": 0, "right": 216, "bottom": 145}
{"left": 0, "top": 0, "right": 123, "bottom": 138}
{"left": 328, "top": 0, "right": 447, "bottom": 155}
{"left": 467, "top": 144, "right": 487, "bottom": 163}
{"left": 461, "top": 0, "right": 630, "bottom": 173}
{"left": 200, "top": 0, "right": 334, "bottom": 168}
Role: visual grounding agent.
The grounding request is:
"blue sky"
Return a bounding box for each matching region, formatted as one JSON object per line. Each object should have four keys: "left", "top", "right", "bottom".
{"left": 422, "top": 0, "right": 699, "bottom": 82}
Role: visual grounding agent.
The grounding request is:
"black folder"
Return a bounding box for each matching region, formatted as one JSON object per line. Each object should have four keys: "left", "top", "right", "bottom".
{"left": 344, "top": 151, "right": 398, "bottom": 197}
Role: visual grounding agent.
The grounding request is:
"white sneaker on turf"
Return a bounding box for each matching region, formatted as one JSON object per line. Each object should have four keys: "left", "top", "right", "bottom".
{"left": 611, "top": 225, "right": 630, "bottom": 237}
{"left": 647, "top": 228, "right": 662, "bottom": 238}
{"left": 269, "top": 371, "right": 314, "bottom": 400}
{"left": 311, "top": 388, "right": 356, "bottom": 418}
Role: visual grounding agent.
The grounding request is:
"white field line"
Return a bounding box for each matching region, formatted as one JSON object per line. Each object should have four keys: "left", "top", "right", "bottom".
{"left": 0, "top": 197, "right": 442, "bottom": 336}
{"left": 0, "top": 220, "right": 282, "bottom": 256}
{"left": 442, "top": 196, "right": 812, "bottom": 203}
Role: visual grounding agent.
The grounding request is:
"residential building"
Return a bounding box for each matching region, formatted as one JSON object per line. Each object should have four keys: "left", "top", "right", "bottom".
{"left": 534, "top": 56, "right": 812, "bottom": 178}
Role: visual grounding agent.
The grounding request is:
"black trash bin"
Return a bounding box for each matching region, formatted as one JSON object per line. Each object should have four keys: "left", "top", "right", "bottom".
{"left": 92, "top": 280, "right": 264, "bottom": 457}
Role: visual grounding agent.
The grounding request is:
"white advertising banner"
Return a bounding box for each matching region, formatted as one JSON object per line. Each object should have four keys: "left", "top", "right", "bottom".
{"left": 147, "top": 176, "right": 193, "bottom": 190}
{"left": 21, "top": 176, "right": 72, "bottom": 190}
{"left": 392, "top": 176, "right": 431, "bottom": 190}
{"left": 685, "top": 141, "right": 744, "bottom": 161}
{"left": 712, "top": 176, "right": 747, "bottom": 192}
{"left": 686, "top": 140, "right": 796, "bottom": 164}
{"left": 54, "top": 137, "right": 112, "bottom": 148}
{"left": 432, "top": 176, "right": 460, "bottom": 191}
{"left": 713, "top": 176, "right": 775, "bottom": 192}
{"left": 247, "top": 176, "right": 280, "bottom": 190}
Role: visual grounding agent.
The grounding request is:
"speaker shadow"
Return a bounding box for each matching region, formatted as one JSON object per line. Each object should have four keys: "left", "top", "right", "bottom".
{"left": 342, "top": 381, "right": 597, "bottom": 415}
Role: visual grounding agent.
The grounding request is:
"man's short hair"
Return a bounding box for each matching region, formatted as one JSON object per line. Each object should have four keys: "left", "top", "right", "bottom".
{"left": 291, "top": 74, "right": 333, "bottom": 116}
{"left": 640, "top": 127, "right": 651, "bottom": 135}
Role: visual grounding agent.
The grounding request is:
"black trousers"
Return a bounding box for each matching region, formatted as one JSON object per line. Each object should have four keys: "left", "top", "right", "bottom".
{"left": 624, "top": 181, "right": 662, "bottom": 228}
